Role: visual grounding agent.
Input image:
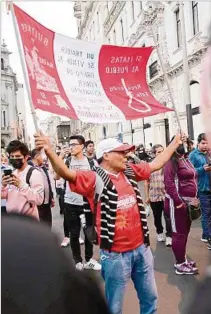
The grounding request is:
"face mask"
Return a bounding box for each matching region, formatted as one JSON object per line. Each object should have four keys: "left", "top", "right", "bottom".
{"left": 176, "top": 145, "right": 185, "bottom": 156}
{"left": 9, "top": 158, "right": 24, "bottom": 169}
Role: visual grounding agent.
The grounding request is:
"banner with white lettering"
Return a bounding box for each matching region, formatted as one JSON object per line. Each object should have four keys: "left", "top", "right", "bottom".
{"left": 14, "top": 4, "right": 173, "bottom": 123}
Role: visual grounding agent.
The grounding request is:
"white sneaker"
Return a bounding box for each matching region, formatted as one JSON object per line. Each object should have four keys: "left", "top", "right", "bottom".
{"left": 76, "top": 262, "right": 84, "bottom": 271}
{"left": 61, "top": 237, "right": 70, "bottom": 247}
{"left": 157, "top": 233, "right": 165, "bottom": 242}
{"left": 84, "top": 258, "right": 101, "bottom": 271}
{"left": 79, "top": 237, "right": 84, "bottom": 245}
{"left": 166, "top": 237, "right": 172, "bottom": 247}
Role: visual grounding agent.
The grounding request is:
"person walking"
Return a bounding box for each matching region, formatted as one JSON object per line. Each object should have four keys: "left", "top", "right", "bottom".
{"left": 35, "top": 131, "right": 185, "bottom": 314}
{"left": 55, "top": 135, "right": 101, "bottom": 271}
{"left": 164, "top": 141, "right": 199, "bottom": 275}
{"left": 1, "top": 140, "right": 44, "bottom": 219}
{"left": 189, "top": 133, "right": 211, "bottom": 250}
{"left": 1, "top": 154, "right": 11, "bottom": 214}
{"left": 145, "top": 144, "right": 172, "bottom": 247}
{"left": 30, "top": 149, "right": 55, "bottom": 228}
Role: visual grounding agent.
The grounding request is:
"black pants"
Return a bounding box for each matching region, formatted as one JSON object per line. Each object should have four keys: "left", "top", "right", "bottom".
{"left": 56, "top": 188, "right": 65, "bottom": 214}
{"left": 1, "top": 206, "right": 6, "bottom": 214}
{"left": 150, "top": 201, "right": 172, "bottom": 237}
{"left": 38, "top": 204, "right": 52, "bottom": 229}
{"left": 64, "top": 203, "right": 93, "bottom": 264}
{"left": 63, "top": 207, "right": 69, "bottom": 238}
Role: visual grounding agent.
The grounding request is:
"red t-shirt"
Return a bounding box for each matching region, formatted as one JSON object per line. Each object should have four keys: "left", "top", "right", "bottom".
{"left": 69, "top": 163, "right": 150, "bottom": 252}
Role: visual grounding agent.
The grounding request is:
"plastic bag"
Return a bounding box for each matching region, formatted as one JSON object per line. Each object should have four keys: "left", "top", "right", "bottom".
{"left": 145, "top": 204, "right": 151, "bottom": 217}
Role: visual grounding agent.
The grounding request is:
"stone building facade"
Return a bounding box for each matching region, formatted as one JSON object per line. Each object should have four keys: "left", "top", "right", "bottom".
{"left": 73, "top": 1, "right": 210, "bottom": 147}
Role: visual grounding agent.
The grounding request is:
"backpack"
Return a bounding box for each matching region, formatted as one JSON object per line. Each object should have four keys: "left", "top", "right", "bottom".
{"left": 64, "top": 156, "right": 95, "bottom": 190}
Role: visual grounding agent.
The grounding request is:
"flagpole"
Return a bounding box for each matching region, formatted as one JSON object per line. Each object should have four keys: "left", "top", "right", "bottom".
{"left": 10, "top": 3, "right": 39, "bottom": 132}
{"left": 150, "top": 26, "right": 182, "bottom": 132}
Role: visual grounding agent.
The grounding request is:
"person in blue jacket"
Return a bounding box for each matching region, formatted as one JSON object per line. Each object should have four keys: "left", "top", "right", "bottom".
{"left": 189, "top": 133, "right": 211, "bottom": 250}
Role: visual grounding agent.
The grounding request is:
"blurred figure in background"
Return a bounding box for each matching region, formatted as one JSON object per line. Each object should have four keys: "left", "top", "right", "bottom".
{"left": 1, "top": 154, "right": 10, "bottom": 214}
{"left": 189, "top": 133, "right": 211, "bottom": 250}
{"left": 31, "top": 149, "right": 55, "bottom": 228}
{"left": 145, "top": 144, "right": 172, "bottom": 247}
{"left": 85, "top": 140, "right": 96, "bottom": 161}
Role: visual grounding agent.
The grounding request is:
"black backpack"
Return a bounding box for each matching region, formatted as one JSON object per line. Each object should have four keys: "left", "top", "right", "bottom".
{"left": 64, "top": 156, "right": 95, "bottom": 190}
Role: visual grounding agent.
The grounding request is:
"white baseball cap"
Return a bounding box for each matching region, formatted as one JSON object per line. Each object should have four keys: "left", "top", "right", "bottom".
{"left": 96, "top": 138, "right": 135, "bottom": 160}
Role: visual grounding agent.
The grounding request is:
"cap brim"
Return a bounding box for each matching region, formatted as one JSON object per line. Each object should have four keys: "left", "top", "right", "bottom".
{"left": 111, "top": 144, "right": 135, "bottom": 153}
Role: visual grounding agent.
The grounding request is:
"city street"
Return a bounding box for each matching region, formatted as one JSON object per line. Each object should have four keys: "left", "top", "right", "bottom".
{"left": 51, "top": 183, "right": 210, "bottom": 314}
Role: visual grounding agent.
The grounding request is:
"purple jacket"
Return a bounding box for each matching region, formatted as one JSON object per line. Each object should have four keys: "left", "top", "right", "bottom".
{"left": 164, "top": 157, "right": 198, "bottom": 207}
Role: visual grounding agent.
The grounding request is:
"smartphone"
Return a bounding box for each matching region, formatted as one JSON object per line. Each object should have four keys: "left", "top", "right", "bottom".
{"left": 4, "top": 169, "right": 12, "bottom": 176}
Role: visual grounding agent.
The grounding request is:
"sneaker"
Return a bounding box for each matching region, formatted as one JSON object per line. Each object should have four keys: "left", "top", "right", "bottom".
{"left": 84, "top": 258, "right": 101, "bottom": 271}
{"left": 61, "top": 237, "right": 70, "bottom": 247}
{"left": 174, "top": 260, "right": 198, "bottom": 271}
{"left": 175, "top": 262, "right": 198, "bottom": 275}
{"left": 207, "top": 239, "right": 211, "bottom": 250}
{"left": 157, "top": 233, "right": 165, "bottom": 242}
{"left": 201, "top": 237, "right": 208, "bottom": 243}
{"left": 76, "top": 262, "right": 84, "bottom": 271}
{"left": 79, "top": 237, "right": 84, "bottom": 245}
{"left": 165, "top": 237, "right": 172, "bottom": 247}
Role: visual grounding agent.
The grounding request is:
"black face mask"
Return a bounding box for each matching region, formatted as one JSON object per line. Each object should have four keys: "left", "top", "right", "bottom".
{"left": 9, "top": 158, "right": 24, "bottom": 169}
{"left": 176, "top": 145, "right": 185, "bottom": 156}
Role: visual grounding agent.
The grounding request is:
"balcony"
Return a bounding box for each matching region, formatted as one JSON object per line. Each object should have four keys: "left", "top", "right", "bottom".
{"left": 1, "top": 126, "right": 11, "bottom": 135}
{"left": 73, "top": 3, "right": 82, "bottom": 19}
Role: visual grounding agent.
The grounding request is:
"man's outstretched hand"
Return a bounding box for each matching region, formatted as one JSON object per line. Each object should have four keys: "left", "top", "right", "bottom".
{"left": 34, "top": 131, "right": 52, "bottom": 153}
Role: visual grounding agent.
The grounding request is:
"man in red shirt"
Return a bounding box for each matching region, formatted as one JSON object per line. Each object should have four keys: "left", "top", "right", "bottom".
{"left": 35, "top": 132, "right": 184, "bottom": 314}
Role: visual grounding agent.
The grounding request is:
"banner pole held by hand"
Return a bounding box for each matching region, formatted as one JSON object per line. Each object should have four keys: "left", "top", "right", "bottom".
{"left": 10, "top": 2, "right": 39, "bottom": 132}
{"left": 150, "top": 26, "right": 182, "bottom": 132}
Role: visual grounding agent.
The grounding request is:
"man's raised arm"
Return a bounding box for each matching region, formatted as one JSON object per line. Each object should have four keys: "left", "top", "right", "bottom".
{"left": 34, "top": 132, "right": 76, "bottom": 182}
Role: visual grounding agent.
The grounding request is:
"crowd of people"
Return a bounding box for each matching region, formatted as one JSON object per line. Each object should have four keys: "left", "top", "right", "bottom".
{"left": 1, "top": 131, "right": 211, "bottom": 314}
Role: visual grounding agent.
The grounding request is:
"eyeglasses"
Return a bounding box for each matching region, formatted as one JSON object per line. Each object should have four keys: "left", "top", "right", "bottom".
{"left": 69, "top": 143, "right": 81, "bottom": 148}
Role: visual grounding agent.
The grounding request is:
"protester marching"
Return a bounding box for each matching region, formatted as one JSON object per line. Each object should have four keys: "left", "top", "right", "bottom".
{"left": 1, "top": 2, "right": 211, "bottom": 314}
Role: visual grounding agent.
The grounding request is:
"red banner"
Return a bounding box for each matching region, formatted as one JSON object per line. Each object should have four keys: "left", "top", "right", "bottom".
{"left": 14, "top": 4, "right": 173, "bottom": 123}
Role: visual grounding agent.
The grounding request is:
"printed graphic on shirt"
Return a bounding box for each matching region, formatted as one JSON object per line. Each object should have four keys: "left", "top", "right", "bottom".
{"left": 116, "top": 194, "right": 140, "bottom": 231}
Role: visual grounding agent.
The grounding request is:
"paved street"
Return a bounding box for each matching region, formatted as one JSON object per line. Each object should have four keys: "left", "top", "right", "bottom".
{"left": 52, "top": 183, "right": 210, "bottom": 314}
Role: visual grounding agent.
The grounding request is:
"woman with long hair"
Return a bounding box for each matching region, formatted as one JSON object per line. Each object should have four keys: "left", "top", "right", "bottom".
{"left": 164, "top": 140, "right": 199, "bottom": 275}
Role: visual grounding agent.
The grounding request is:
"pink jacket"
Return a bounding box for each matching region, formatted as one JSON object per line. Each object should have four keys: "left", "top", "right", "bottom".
{"left": 1, "top": 165, "right": 44, "bottom": 219}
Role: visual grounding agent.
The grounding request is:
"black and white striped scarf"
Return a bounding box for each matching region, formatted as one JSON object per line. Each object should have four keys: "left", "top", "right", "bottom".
{"left": 84, "top": 164, "right": 150, "bottom": 250}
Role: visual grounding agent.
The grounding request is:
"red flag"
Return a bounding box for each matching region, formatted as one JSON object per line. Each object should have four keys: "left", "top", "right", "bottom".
{"left": 13, "top": 4, "right": 173, "bottom": 123}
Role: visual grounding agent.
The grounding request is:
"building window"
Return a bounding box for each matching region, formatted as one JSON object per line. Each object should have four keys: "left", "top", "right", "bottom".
{"left": 149, "top": 61, "right": 158, "bottom": 79}
{"left": 113, "top": 29, "right": 116, "bottom": 44}
{"left": 92, "top": 21, "right": 95, "bottom": 39}
{"left": 175, "top": 9, "right": 182, "bottom": 47}
{"left": 120, "top": 19, "right": 124, "bottom": 42}
{"left": 1, "top": 58, "right": 4, "bottom": 70}
{"left": 192, "top": 1, "right": 199, "bottom": 35}
{"left": 2, "top": 110, "right": 6, "bottom": 127}
{"left": 140, "top": 1, "right": 142, "bottom": 11}
{"left": 131, "top": 1, "right": 135, "bottom": 22}
{"left": 103, "top": 126, "right": 107, "bottom": 139}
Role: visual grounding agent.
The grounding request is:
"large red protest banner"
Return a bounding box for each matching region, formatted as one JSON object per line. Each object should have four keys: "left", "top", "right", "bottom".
{"left": 13, "top": 4, "right": 173, "bottom": 123}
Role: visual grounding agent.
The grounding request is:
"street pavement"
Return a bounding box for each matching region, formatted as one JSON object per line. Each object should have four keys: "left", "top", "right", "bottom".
{"left": 51, "top": 182, "right": 210, "bottom": 314}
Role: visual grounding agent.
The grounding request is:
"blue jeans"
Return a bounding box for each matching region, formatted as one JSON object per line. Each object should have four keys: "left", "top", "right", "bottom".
{"left": 100, "top": 244, "right": 157, "bottom": 314}
{"left": 199, "top": 193, "right": 211, "bottom": 239}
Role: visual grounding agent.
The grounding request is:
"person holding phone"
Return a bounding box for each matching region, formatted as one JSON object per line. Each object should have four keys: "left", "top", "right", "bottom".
{"left": 1, "top": 140, "right": 44, "bottom": 219}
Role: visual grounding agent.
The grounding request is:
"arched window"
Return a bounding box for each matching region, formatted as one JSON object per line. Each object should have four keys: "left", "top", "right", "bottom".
{"left": 103, "top": 126, "right": 107, "bottom": 139}
{"left": 1, "top": 58, "right": 4, "bottom": 70}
